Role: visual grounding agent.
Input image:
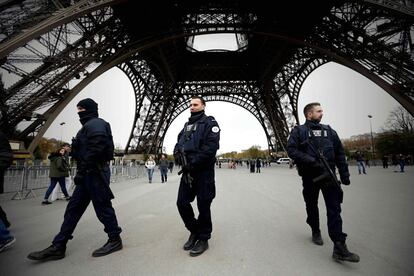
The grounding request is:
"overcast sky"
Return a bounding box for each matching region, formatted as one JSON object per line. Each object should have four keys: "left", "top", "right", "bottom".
{"left": 43, "top": 34, "right": 401, "bottom": 154}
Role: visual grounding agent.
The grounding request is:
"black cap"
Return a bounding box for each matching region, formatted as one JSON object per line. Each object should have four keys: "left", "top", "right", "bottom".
{"left": 77, "top": 98, "right": 98, "bottom": 111}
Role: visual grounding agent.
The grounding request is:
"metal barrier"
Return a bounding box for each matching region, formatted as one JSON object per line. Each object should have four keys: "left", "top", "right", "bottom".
{"left": 110, "top": 165, "right": 146, "bottom": 183}
{"left": 3, "top": 164, "right": 147, "bottom": 200}
{"left": 3, "top": 165, "right": 26, "bottom": 199}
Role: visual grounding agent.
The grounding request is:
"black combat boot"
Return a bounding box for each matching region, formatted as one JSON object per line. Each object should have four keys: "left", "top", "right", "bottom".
{"left": 332, "top": 241, "right": 360, "bottom": 262}
{"left": 189, "top": 240, "right": 208, "bottom": 257}
{"left": 183, "top": 233, "right": 198, "bottom": 250}
{"left": 27, "top": 244, "right": 66, "bottom": 261}
{"left": 92, "top": 237, "right": 122, "bottom": 257}
{"left": 312, "top": 231, "right": 324, "bottom": 246}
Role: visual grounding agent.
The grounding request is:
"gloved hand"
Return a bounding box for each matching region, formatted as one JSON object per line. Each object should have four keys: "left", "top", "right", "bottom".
{"left": 173, "top": 151, "right": 183, "bottom": 166}
{"left": 74, "top": 171, "right": 85, "bottom": 185}
{"left": 311, "top": 162, "right": 325, "bottom": 173}
{"left": 340, "top": 177, "right": 350, "bottom": 185}
{"left": 181, "top": 163, "right": 193, "bottom": 173}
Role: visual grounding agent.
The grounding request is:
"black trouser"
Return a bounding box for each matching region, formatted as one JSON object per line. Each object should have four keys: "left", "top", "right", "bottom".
{"left": 302, "top": 177, "right": 347, "bottom": 242}
{"left": 52, "top": 167, "right": 122, "bottom": 246}
{"left": 0, "top": 169, "right": 4, "bottom": 194}
{"left": 177, "top": 170, "right": 215, "bottom": 241}
{"left": 0, "top": 205, "right": 10, "bottom": 227}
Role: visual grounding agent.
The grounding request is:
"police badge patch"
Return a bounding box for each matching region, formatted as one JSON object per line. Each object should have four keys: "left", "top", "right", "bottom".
{"left": 212, "top": 126, "right": 220, "bottom": 133}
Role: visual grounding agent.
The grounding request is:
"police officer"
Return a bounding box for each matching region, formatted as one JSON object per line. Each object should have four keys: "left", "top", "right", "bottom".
{"left": 174, "top": 96, "right": 220, "bottom": 257}
{"left": 28, "top": 98, "right": 122, "bottom": 261}
{"left": 287, "top": 102, "right": 359, "bottom": 263}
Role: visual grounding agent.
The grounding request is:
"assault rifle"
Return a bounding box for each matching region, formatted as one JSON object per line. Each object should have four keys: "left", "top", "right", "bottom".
{"left": 176, "top": 151, "right": 193, "bottom": 187}
{"left": 302, "top": 139, "right": 341, "bottom": 188}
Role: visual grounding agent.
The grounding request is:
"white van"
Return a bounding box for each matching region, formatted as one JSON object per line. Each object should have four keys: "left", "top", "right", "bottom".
{"left": 276, "top": 158, "right": 291, "bottom": 164}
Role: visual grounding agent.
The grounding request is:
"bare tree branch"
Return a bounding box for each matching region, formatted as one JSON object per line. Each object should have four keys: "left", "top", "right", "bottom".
{"left": 386, "top": 106, "right": 414, "bottom": 134}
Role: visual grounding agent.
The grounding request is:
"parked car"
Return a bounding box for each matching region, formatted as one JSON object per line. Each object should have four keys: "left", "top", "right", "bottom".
{"left": 276, "top": 158, "right": 291, "bottom": 164}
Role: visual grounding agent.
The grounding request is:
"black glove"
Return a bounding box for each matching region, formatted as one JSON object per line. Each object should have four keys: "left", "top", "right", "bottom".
{"left": 181, "top": 164, "right": 193, "bottom": 173}
{"left": 312, "top": 162, "right": 325, "bottom": 173}
{"left": 341, "top": 177, "right": 350, "bottom": 185}
{"left": 74, "top": 171, "right": 85, "bottom": 185}
{"left": 174, "top": 156, "right": 181, "bottom": 166}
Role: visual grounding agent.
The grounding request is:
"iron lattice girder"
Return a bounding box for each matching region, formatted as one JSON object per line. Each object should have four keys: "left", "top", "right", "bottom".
{"left": 150, "top": 81, "right": 290, "bottom": 154}
{"left": 118, "top": 57, "right": 285, "bottom": 153}
{"left": 0, "top": 0, "right": 72, "bottom": 44}
{"left": 0, "top": 0, "right": 126, "bottom": 60}
{"left": 118, "top": 58, "right": 168, "bottom": 154}
{"left": 1, "top": 8, "right": 128, "bottom": 134}
{"left": 310, "top": 3, "right": 414, "bottom": 98}
{"left": 0, "top": 0, "right": 412, "bottom": 154}
{"left": 2, "top": 16, "right": 127, "bottom": 133}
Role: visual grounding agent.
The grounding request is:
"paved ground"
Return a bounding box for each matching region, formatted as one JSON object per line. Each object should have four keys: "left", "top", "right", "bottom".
{"left": 0, "top": 165, "right": 413, "bottom": 276}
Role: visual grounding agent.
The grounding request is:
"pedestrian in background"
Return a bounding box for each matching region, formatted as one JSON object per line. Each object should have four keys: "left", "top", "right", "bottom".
{"left": 256, "top": 158, "right": 261, "bottom": 173}
{"left": 42, "top": 148, "right": 71, "bottom": 205}
{"left": 398, "top": 154, "right": 405, "bottom": 173}
{"left": 145, "top": 155, "right": 156, "bottom": 183}
{"left": 249, "top": 158, "right": 255, "bottom": 173}
{"left": 382, "top": 155, "right": 388, "bottom": 169}
{"left": 0, "top": 130, "right": 13, "bottom": 251}
{"left": 0, "top": 212, "right": 15, "bottom": 253}
{"left": 168, "top": 160, "right": 174, "bottom": 173}
{"left": 355, "top": 151, "right": 367, "bottom": 175}
{"left": 0, "top": 130, "right": 13, "bottom": 195}
{"left": 159, "top": 154, "right": 169, "bottom": 183}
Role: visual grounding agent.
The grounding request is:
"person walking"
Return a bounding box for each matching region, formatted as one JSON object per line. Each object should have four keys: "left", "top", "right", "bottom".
{"left": 355, "top": 151, "right": 367, "bottom": 175}
{"left": 382, "top": 155, "right": 388, "bottom": 169}
{"left": 28, "top": 98, "right": 122, "bottom": 261}
{"left": 391, "top": 154, "right": 399, "bottom": 172}
{"left": 0, "top": 131, "right": 13, "bottom": 233}
{"left": 0, "top": 130, "right": 13, "bottom": 195}
{"left": 398, "top": 154, "right": 405, "bottom": 173}
{"left": 174, "top": 96, "right": 220, "bottom": 257}
{"left": 168, "top": 160, "right": 174, "bottom": 173}
{"left": 0, "top": 212, "right": 15, "bottom": 253}
{"left": 159, "top": 154, "right": 169, "bottom": 183}
{"left": 42, "top": 148, "right": 71, "bottom": 204}
{"left": 249, "top": 158, "right": 255, "bottom": 173}
{"left": 287, "top": 102, "right": 359, "bottom": 262}
{"left": 256, "top": 158, "right": 261, "bottom": 173}
{"left": 145, "top": 155, "right": 156, "bottom": 183}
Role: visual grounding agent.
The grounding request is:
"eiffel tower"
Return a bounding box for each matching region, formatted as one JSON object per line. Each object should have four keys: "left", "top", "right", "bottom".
{"left": 0, "top": 0, "right": 413, "bottom": 155}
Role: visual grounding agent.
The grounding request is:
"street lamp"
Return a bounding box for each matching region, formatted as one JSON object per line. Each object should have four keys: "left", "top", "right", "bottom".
{"left": 367, "top": 115, "right": 375, "bottom": 161}
{"left": 59, "top": 122, "right": 66, "bottom": 145}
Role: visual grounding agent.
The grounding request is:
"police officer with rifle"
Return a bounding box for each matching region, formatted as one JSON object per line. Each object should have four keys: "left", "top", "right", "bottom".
{"left": 174, "top": 96, "right": 220, "bottom": 257}
{"left": 28, "top": 98, "right": 122, "bottom": 261}
{"left": 287, "top": 102, "right": 359, "bottom": 263}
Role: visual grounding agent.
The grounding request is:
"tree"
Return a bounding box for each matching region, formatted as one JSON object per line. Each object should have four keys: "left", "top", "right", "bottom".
{"left": 385, "top": 106, "right": 414, "bottom": 134}
{"left": 217, "top": 145, "right": 269, "bottom": 160}
{"left": 244, "top": 145, "right": 264, "bottom": 159}
{"left": 374, "top": 107, "right": 414, "bottom": 158}
{"left": 376, "top": 131, "right": 414, "bottom": 157}
{"left": 34, "top": 137, "right": 60, "bottom": 160}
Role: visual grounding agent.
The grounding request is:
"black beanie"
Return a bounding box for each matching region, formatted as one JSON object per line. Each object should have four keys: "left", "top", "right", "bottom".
{"left": 77, "top": 98, "right": 98, "bottom": 111}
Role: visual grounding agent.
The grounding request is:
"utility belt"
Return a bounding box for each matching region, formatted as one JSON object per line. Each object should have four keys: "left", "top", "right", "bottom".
{"left": 98, "top": 161, "right": 110, "bottom": 166}
{"left": 77, "top": 161, "right": 110, "bottom": 172}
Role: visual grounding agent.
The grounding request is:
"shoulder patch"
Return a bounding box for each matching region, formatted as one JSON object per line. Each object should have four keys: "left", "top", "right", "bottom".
{"left": 212, "top": 126, "right": 220, "bottom": 133}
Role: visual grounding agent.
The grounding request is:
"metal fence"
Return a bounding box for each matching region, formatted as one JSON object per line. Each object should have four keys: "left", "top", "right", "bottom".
{"left": 2, "top": 164, "right": 147, "bottom": 200}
